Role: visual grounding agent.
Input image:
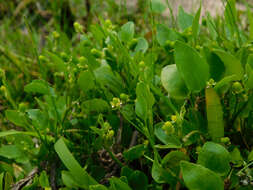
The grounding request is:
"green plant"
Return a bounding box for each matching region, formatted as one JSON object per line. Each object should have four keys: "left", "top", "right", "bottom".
{"left": 1, "top": 0, "right": 253, "bottom": 189}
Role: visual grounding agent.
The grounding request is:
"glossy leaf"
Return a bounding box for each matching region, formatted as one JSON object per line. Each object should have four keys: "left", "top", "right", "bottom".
{"left": 156, "top": 24, "right": 182, "bottom": 46}
{"left": 135, "top": 82, "right": 154, "bottom": 121}
{"left": 5, "top": 110, "right": 27, "bottom": 127}
{"left": 54, "top": 138, "right": 98, "bottom": 189}
{"left": 134, "top": 37, "right": 148, "bottom": 53}
{"left": 39, "top": 171, "right": 50, "bottom": 188}
{"left": 82, "top": 99, "right": 110, "bottom": 114}
{"left": 27, "top": 109, "right": 49, "bottom": 130}
{"left": 90, "top": 184, "right": 108, "bottom": 190}
{"left": 128, "top": 171, "right": 148, "bottom": 190}
{"left": 178, "top": 6, "right": 194, "bottom": 31}
{"left": 78, "top": 70, "right": 95, "bottom": 92}
{"left": 0, "top": 130, "right": 38, "bottom": 138}
{"left": 198, "top": 142, "right": 231, "bottom": 176}
{"left": 174, "top": 41, "right": 209, "bottom": 92}
{"left": 154, "top": 123, "right": 182, "bottom": 148}
{"left": 94, "top": 63, "right": 123, "bottom": 95}
{"left": 24, "top": 80, "right": 55, "bottom": 96}
{"left": 109, "top": 177, "right": 132, "bottom": 190}
{"left": 213, "top": 50, "right": 244, "bottom": 80}
{"left": 123, "top": 144, "right": 146, "bottom": 161}
{"left": 161, "top": 64, "right": 188, "bottom": 99}
{"left": 180, "top": 161, "right": 224, "bottom": 190}
{"left": 214, "top": 75, "right": 237, "bottom": 94}
{"left": 152, "top": 158, "right": 176, "bottom": 184}
{"left": 162, "top": 151, "right": 189, "bottom": 167}
{"left": 118, "top": 22, "right": 135, "bottom": 43}
{"left": 203, "top": 48, "right": 225, "bottom": 81}
{"left": 205, "top": 87, "right": 224, "bottom": 141}
{"left": 61, "top": 171, "right": 79, "bottom": 189}
{"left": 0, "top": 145, "right": 23, "bottom": 159}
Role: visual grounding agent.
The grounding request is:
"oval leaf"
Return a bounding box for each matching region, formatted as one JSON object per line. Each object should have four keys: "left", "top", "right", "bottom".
{"left": 161, "top": 64, "right": 188, "bottom": 99}
{"left": 198, "top": 142, "right": 231, "bottom": 176}
{"left": 174, "top": 41, "right": 209, "bottom": 92}
{"left": 78, "top": 70, "right": 95, "bottom": 92}
{"left": 180, "top": 161, "right": 224, "bottom": 190}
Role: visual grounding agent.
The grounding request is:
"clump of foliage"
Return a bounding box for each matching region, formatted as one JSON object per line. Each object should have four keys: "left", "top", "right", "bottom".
{"left": 1, "top": 0, "right": 253, "bottom": 189}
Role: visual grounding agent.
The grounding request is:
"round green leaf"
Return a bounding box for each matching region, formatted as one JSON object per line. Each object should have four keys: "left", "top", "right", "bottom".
{"left": 197, "top": 142, "right": 231, "bottom": 176}
{"left": 129, "top": 171, "right": 148, "bottom": 190}
{"left": 180, "top": 161, "right": 224, "bottom": 190}
{"left": 161, "top": 64, "right": 188, "bottom": 99}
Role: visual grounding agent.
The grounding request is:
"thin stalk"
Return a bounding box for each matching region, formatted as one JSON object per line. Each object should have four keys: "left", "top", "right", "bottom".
{"left": 105, "top": 146, "right": 124, "bottom": 167}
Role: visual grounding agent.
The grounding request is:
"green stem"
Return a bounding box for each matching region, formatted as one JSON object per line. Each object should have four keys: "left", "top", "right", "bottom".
{"left": 105, "top": 146, "right": 124, "bottom": 167}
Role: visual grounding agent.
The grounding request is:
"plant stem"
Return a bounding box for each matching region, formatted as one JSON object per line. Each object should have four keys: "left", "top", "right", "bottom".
{"left": 105, "top": 146, "right": 124, "bottom": 167}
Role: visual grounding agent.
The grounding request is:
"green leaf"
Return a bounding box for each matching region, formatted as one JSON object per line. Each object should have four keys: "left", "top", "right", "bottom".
{"left": 135, "top": 97, "right": 148, "bottom": 121}
{"left": 246, "top": 3, "right": 253, "bottom": 40}
{"left": 78, "top": 70, "right": 95, "bottom": 92}
{"left": 178, "top": 6, "right": 194, "bottom": 31}
{"left": 118, "top": 22, "right": 135, "bottom": 43}
{"left": 123, "top": 144, "right": 146, "bottom": 161}
{"left": 206, "top": 13, "right": 218, "bottom": 40}
{"left": 109, "top": 177, "right": 132, "bottom": 190}
{"left": 156, "top": 24, "right": 182, "bottom": 46}
{"left": 0, "top": 130, "right": 39, "bottom": 138}
{"left": 230, "top": 147, "right": 244, "bottom": 167}
{"left": 245, "top": 55, "right": 253, "bottom": 89}
{"left": 203, "top": 48, "right": 225, "bottom": 82}
{"left": 161, "top": 64, "right": 188, "bottom": 99}
{"left": 0, "top": 173, "right": 4, "bottom": 190}
{"left": 150, "top": 0, "right": 166, "bottom": 13}
{"left": 248, "top": 150, "right": 253, "bottom": 162}
{"left": 205, "top": 87, "right": 224, "bottom": 141}
{"left": 0, "top": 145, "right": 23, "bottom": 159}
{"left": 135, "top": 82, "right": 154, "bottom": 121}
{"left": 4, "top": 172, "right": 13, "bottom": 190}
{"left": 27, "top": 109, "right": 49, "bottom": 130}
{"left": 180, "top": 161, "right": 224, "bottom": 190}
{"left": 152, "top": 158, "right": 176, "bottom": 184}
{"left": 214, "top": 75, "right": 237, "bottom": 94}
{"left": 225, "top": 0, "right": 237, "bottom": 38}
{"left": 192, "top": 3, "right": 201, "bottom": 40}
{"left": 121, "top": 167, "right": 134, "bottom": 179}
{"left": 24, "top": 80, "right": 54, "bottom": 96}
{"left": 134, "top": 37, "right": 148, "bottom": 53}
{"left": 94, "top": 63, "right": 123, "bottom": 95}
{"left": 128, "top": 171, "right": 148, "bottom": 190}
{"left": 5, "top": 110, "right": 27, "bottom": 127}
{"left": 54, "top": 138, "right": 98, "bottom": 189}
{"left": 162, "top": 151, "right": 189, "bottom": 167}
{"left": 90, "top": 184, "right": 108, "bottom": 190}
{"left": 213, "top": 50, "right": 244, "bottom": 80}
{"left": 61, "top": 171, "right": 79, "bottom": 189}
{"left": 46, "top": 51, "right": 67, "bottom": 72}
{"left": 82, "top": 99, "right": 110, "bottom": 114}
{"left": 154, "top": 123, "right": 182, "bottom": 148}
{"left": 174, "top": 41, "right": 209, "bottom": 92}
{"left": 39, "top": 171, "right": 50, "bottom": 188}
{"left": 198, "top": 142, "right": 231, "bottom": 176}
